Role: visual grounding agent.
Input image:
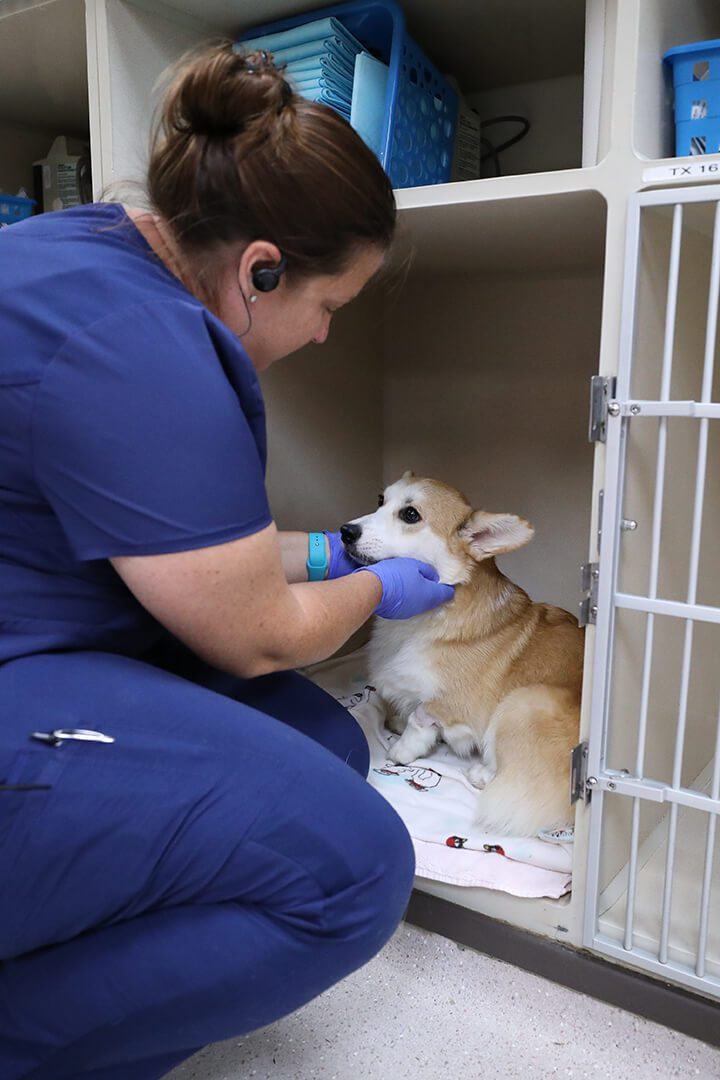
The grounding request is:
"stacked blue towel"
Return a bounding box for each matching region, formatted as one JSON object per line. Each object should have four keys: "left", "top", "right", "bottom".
{"left": 236, "top": 17, "right": 390, "bottom": 159}
{"left": 237, "top": 17, "right": 366, "bottom": 120}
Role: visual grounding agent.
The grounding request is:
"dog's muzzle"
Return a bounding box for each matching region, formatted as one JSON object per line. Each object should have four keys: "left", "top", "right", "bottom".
{"left": 339, "top": 522, "right": 375, "bottom": 565}
{"left": 340, "top": 523, "right": 362, "bottom": 545}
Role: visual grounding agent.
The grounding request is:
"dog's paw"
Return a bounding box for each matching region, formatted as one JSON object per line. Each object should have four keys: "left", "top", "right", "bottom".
{"left": 387, "top": 740, "right": 419, "bottom": 766}
{"left": 467, "top": 761, "right": 497, "bottom": 790}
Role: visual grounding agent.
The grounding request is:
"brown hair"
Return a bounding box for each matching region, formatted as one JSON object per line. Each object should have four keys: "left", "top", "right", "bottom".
{"left": 147, "top": 41, "right": 396, "bottom": 290}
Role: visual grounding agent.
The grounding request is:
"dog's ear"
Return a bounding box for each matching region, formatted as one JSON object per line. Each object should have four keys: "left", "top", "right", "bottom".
{"left": 402, "top": 469, "right": 415, "bottom": 480}
{"left": 458, "top": 511, "right": 534, "bottom": 560}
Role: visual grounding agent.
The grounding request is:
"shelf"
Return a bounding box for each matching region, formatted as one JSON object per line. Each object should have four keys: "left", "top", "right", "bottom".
{"left": 634, "top": 0, "right": 720, "bottom": 162}
{"left": 413, "top": 876, "right": 572, "bottom": 943}
{"left": 136, "top": 0, "right": 586, "bottom": 90}
{"left": 0, "top": 0, "right": 89, "bottom": 196}
{"left": 0, "top": 0, "right": 88, "bottom": 135}
{"left": 396, "top": 162, "right": 602, "bottom": 208}
{"left": 120, "top": 0, "right": 589, "bottom": 186}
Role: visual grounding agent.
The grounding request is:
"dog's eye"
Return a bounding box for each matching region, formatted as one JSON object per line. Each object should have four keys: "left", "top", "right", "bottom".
{"left": 399, "top": 506, "right": 421, "bottom": 524}
{"left": 377, "top": 494, "right": 384, "bottom": 508}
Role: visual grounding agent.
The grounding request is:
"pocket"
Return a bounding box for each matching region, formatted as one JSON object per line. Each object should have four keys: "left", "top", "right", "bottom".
{"left": 0, "top": 746, "right": 68, "bottom": 858}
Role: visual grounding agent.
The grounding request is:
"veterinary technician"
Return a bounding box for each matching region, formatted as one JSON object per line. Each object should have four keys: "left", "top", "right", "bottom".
{"left": 0, "top": 44, "right": 454, "bottom": 1079}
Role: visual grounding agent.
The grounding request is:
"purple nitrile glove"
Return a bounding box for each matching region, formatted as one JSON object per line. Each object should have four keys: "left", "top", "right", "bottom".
{"left": 354, "top": 558, "right": 455, "bottom": 620}
{"left": 324, "top": 530, "right": 362, "bottom": 579}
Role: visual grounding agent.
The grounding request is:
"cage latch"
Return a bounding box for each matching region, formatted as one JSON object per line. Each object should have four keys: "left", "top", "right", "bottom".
{"left": 588, "top": 375, "right": 618, "bottom": 443}
{"left": 570, "top": 740, "right": 590, "bottom": 803}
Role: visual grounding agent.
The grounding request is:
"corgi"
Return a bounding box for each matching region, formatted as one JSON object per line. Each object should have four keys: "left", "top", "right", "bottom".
{"left": 340, "top": 472, "right": 584, "bottom": 837}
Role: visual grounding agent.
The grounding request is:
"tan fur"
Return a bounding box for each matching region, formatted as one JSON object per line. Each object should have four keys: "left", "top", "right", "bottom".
{"left": 369, "top": 477, "right": 584, "bottom": 836}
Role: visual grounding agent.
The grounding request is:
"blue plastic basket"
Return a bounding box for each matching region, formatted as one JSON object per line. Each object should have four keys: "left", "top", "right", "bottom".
{"left": 238, "top": 0, "right": 458, "bottom": 188}
{"left": 0, "top": 193, "right": 35, "bottom": 225}
{"left": 664, "top": 39, "right": 720, "bottom": 157}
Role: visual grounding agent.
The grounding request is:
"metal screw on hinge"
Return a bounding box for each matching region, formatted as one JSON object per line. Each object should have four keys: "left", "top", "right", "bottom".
{"left": 608, "top": 401, "right": 621, "bottom": 417}
{"left": 621, "top": 519, "right": 638, "bottom": 531}
{"left": 630, "top": 404, "right": 641, "bottom": 415}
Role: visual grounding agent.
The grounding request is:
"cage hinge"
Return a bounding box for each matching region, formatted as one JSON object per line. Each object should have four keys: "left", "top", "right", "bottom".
{"left": 570, "top": 741, "right": 590, "bottom": 804}
{"left": 579, "top": 561, "right": 599, "bottom": 626}
{"left": 588, "top": 375, "right": 618, "bottom": 443}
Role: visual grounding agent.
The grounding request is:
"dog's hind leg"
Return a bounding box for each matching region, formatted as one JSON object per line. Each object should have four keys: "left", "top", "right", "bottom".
{"left": 441, "top": 722, "right": 479, "bottom": 759}
{"left": 387, "top": 704, "right": 440, "bottom": 764}
{"left": 466, "top": 721, "right": 498, "bottom": 790}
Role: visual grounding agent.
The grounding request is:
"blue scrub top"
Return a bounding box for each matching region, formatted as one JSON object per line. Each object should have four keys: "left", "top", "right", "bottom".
{"left": 0, "top": 203, "right": 272, "bottom": 662}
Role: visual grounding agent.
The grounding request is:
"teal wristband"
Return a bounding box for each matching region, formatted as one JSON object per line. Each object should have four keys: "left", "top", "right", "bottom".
{"left": 306, "top": 532, "right": 328, "bottom": 581}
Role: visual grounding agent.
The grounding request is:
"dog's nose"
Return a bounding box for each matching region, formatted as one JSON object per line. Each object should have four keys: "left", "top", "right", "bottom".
{"left": 340, "top": 523, "right": 362, "bottom": 545}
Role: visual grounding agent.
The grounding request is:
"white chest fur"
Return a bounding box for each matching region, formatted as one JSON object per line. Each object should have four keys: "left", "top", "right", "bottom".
{"left": 367, "top": 617, "right": 442, "bottom": 719}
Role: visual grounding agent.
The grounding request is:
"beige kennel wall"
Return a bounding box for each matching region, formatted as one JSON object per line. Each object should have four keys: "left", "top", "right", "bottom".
{"left": 261, "top": 289, "right": 385, "bottom": 534}
{"left": 382, "top": 270, "right": 604, "bottom": 614}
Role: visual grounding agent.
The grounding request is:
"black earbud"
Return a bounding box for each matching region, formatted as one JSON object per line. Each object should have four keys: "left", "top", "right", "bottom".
{"left": 251, "top": 255, "right": 287, "bottom": 293}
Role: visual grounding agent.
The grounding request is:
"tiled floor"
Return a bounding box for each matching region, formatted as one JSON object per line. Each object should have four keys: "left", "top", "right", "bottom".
{"left": 166, "top": 922, "right": 720, "bottom": 1079}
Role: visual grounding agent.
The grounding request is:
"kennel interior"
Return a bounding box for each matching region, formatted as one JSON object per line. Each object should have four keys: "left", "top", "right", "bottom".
{"left": 261, "top": 187, "right": 607, "bottom": 938}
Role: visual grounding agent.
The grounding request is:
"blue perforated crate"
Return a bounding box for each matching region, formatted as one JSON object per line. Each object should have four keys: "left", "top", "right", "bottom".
{"left": 0, "top": 193, "right": 35, "bottom": 225}
{"left": 237, "top": 0, "right": 458, "bottom": 188}
{"left": 664, "top": 39, "right": 720, "bottom": 156}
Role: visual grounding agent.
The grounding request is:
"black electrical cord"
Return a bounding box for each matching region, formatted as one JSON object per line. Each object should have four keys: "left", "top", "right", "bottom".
{"left": 479, "top": 115, "right": 531, "bottom": 177}
{"left": 480, "top": 136, "right": 501, "bottom": 177}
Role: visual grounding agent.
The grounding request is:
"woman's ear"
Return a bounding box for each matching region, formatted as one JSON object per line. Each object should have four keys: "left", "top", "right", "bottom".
{"left": 458, "top": 511, "right": 534, "bottom": 561}
{"left": 237, "top": 239, "right": 283, "bottom": 295}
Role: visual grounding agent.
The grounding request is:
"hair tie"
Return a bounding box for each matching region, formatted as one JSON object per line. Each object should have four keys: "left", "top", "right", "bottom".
{"left": 191, "top": 121, "right": 244, "bottom": 139}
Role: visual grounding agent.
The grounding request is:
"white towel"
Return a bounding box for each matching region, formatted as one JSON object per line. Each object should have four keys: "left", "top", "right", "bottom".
{"left": 303, "top": 647, "right": 572, "bottom": 899}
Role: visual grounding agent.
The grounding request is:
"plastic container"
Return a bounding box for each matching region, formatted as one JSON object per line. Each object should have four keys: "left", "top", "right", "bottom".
{"left": 664, "top": 39, "right": 720, "bottom": 157}
{"left": 0, "top": 193, "right": 35, "bottom": 225}
{"left": 237, "top": 0, "right": 458, "bottom": 189}
{"left": 33, "top": 136, "right": 89, "bottom": 213}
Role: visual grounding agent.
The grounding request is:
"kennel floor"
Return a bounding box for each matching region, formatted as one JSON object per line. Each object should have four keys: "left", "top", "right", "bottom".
{"left": 165, "top": 921, "right": 720, "bottom": 1080}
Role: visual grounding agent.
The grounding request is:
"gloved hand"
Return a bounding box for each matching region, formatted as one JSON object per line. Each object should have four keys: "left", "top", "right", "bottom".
{"left": 354, "top": 558, "right": 455, "bottom": 619}
{"left": 324, "top": 530, "right": 361, "bottom": 579}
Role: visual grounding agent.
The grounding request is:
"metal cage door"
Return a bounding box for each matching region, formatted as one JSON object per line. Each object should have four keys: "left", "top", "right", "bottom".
{"left": 583, "top": 186, "right": 720, "bottom": 999}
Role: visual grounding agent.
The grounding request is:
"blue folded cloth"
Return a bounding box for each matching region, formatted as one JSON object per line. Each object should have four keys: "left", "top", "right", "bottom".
{"left": 285, "top": 53, "right": 356, "bottom": 80}
{"left": 236, "top": 16, "right": 377, "bottom": 134}
{"left": 246, "top": 36, "right": 361, "bottom": 69}
{"left": 290, "top": 70, "right": 354, "bottom": 98}
{"left": 350, "top": 52, "right": 389, "bottom": 159}
{"left": 239, "top": 17, "right": 365, "bottom": 58}
{"left": 298, "top": 87, "right": 352, "bottom": 118}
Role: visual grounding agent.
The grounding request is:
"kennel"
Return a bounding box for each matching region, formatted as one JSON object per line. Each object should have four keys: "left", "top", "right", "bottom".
{"left": 4, "top": 0, "right": 720, "bottom": 1040}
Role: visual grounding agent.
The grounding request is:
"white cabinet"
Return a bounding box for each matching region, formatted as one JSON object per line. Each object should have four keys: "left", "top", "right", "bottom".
{"left": 4, "top": 0, "right": 720, "bottom": 1006}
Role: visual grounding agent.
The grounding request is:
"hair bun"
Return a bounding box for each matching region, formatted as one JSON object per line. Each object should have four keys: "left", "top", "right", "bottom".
{"left": 164, "top": 42, "right": 295, "bottom": 142}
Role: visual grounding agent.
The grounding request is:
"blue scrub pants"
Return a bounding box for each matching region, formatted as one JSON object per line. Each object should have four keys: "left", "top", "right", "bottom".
{"left": 0, "top": 639, "right": 416, "bottom": 1079}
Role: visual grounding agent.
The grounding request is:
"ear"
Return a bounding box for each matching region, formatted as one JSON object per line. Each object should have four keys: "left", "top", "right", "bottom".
{"left": 458, "top": 511, "right": 534, "bottom": 561}
{"left": 402, "top": 470, "right": 415, "bottom": 480}
{"left": 238, "top": 239, "right": 283, "bottom": 294}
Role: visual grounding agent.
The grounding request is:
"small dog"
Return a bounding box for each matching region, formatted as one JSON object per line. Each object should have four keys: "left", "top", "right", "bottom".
{"left": 340, "top": 472, "right": 584, "bottom": 837}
